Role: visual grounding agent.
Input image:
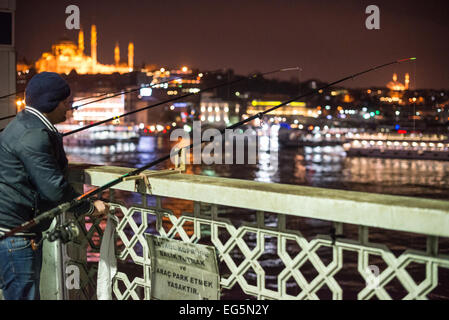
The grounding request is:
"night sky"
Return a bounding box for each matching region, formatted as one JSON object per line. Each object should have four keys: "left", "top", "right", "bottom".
{"left": 15, "top": 0, "right": 449, "bottom": 89}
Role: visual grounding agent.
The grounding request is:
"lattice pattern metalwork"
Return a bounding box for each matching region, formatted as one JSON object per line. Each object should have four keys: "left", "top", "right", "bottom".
{"left": 62, "top": 189, "right": 449, "bottom": 300}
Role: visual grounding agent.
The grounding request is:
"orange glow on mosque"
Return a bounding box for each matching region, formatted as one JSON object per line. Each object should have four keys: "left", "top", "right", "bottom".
{"left": 386, "top": 73, "right": 410, "bottom": 91}
{"left": 35, "top": 25, "right": 134, "bottom": 75}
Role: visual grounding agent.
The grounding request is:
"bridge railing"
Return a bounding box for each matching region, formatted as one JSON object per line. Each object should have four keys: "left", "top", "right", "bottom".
{"left": 46, "top": 164, "right": 449, "bottom": 300}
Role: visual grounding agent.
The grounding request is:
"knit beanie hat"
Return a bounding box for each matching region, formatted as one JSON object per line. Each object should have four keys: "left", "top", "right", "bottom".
{"left": 25, "top": 72, "right": 71, "bottom": 113}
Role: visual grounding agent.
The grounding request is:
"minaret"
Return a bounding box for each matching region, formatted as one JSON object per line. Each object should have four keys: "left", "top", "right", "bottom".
{"left": 78, "top": 29, "right": 85, "bottom": 55}
{"left": 91, "top": 25, "right": 97, "bottom": 71}
{"left": 405, "top": 73, "right": 410, "bottom": 90}
{"left": 128, "top": 42, "right": 134, "bottom": 71}
{"left": 392, "top": 73, "right": 398, "bottom": 82}
{"left": 114, "top": 42, "right": 120, "bottom": 67}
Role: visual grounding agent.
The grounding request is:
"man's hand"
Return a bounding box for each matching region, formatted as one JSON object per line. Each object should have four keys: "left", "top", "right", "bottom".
{"left": 91, "top": 200, "right": 110, "bottom": 218}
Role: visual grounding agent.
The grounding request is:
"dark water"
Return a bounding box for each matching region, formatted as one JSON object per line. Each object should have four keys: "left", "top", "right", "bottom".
{"left": 65, "top": 130, "right": 449, "bottom": 300}
{"left": 66, "top": 131, "right": 449, "bottom": 200}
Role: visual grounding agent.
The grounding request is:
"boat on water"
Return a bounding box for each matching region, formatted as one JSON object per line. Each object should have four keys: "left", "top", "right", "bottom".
{"left": 58, "top": 125, "right": 140, "bottom": 147}
{"left": 278, "top": 127, "right": 348, "bottom": 147}
{"left": 344, "top": 132, "right": 449, "bottom": 161}
{"left": 279, "top": 127, "right": 449, "bottom": 161}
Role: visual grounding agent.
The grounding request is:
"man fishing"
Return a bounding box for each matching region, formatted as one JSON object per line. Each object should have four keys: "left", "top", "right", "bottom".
{"left": 0, "top": 72, "right": 109, "bottom": 300}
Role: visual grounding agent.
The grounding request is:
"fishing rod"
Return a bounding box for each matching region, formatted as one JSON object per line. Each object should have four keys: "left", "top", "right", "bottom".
{"left": 0, "top": 58, "right": 417, "bottom": 241}
{"left": 62, "top": 67, "right": 299, "bottom": 136}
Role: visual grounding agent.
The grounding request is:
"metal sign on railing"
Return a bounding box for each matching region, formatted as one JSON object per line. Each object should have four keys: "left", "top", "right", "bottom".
{"left": 146, "top": 235, "right": 220, "bottom": 300}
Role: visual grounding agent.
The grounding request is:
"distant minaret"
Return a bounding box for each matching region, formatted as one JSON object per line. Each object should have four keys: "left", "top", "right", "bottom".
{"left": 78, "top": 29, "right": 85, "bottom": 55}
{"left": 392, "top": 73, "right": 398, "bottom": 82}
{"left": 114, "top": 42, "right": 120, "bottom": 67}
{"left": 128, "top": 42, "right": 134, "bottom": 71}
{"left": 91, "top": 25, "right": 97, "bottom": 71}
{"left": 405, "top": 73, "right": 410, "bottom": 90}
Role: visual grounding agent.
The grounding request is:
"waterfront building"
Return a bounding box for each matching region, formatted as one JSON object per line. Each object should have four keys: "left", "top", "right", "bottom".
{"left": 198, "top": 92, "right": 239, "bottom": 126}
{"left": 246, "top": 99, "right": 318, "bottom": 122}
{"left": 144, "top": 66, "right": 202, "bottom": 92}
{"left": 71, "top": 94, "right": 125, "bottom": 124}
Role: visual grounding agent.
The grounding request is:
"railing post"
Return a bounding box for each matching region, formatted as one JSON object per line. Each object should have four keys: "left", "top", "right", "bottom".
{"left": 426, "top": 236, "right": 439, "bottom": 256}
{"left": 333, "top": 222, "right": 344, "bottom": 236}
{"left": 359, "top": 226, "right": 369, "bottom": 244}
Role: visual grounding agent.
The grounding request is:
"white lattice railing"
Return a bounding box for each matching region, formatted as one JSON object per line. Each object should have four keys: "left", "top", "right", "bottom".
{"left": 58, "top": 165, "right": 449, "bottom": 300}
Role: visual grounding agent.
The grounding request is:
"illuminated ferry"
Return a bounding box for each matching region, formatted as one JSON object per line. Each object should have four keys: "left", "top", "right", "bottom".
{"left": 278, "top": 126, "right": 350, "bottom": 147}
{"left": 343, "top": 132, "right": 449, "bottom": 161}
{"left": 58, "top": 124, "right": 140, "bottom": 147}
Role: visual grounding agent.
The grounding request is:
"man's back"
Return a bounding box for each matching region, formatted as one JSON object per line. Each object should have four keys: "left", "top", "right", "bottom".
{"left": 0, "top": 110, "right": 72, "bottom": 235}
{"left": 0, "top": 72, "right": 107, "bottom": 300}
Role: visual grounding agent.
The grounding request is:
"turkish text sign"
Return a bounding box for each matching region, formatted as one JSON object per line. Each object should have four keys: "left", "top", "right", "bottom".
{"left": 146, "top": 235, "right": 220, "bottom": 300}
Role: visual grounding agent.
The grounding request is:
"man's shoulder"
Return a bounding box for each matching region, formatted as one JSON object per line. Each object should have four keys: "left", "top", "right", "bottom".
{"left": 2, "top": 111, "right": 46, "bottom": 136}
{"left": 17, "top": 111, "right": 49, "bottom": 130}
{"left": 1, "top": 114, "right": 53, "bottom": 153}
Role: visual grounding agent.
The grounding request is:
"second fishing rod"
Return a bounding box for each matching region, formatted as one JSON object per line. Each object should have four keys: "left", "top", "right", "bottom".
{"left": 0, "top": 57, "right": 417, "bottom": 241}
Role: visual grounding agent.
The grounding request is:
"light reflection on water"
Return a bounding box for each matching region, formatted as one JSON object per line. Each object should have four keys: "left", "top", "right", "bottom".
{"left": 289, "top": 149, "right": 449, "bottom": 199}
{"left": 65, "top": 129, "right": 449, "bottom": 199}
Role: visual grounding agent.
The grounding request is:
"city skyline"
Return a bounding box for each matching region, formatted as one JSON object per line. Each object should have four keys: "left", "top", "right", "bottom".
{"left": 15, "top": 0, "right": 449, "bottom": 89}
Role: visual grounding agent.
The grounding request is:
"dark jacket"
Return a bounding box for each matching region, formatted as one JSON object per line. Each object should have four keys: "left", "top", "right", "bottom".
{"left": 0, "top": 110, "right": 92, "bottom": 235}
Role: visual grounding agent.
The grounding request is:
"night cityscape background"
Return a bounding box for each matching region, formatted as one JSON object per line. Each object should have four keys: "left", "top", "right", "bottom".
{"left": 13, "top": 0, "right": 449, "bottom": 134}
{"left": 2, "top": 0, "right": 449, "bottom": 301}
{"left": 10, "top": 0, "right": 449, "bottom": 245}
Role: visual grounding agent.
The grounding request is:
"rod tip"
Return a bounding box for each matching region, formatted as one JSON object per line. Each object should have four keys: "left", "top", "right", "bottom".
{"left": 281, "top": 67, "right": 301, "bottom": 72}
{"left": 398, "top": 57, "right": 417, "bottom": 63}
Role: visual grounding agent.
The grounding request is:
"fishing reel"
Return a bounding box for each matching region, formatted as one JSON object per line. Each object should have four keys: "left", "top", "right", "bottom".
{"left": 47, "top": 220, "right": 80, "bottom": 244}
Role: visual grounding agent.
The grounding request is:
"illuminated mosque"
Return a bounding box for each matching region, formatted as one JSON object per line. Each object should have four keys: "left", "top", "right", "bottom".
{"left": 386, "top": 73, "right": 410, "bottom": 91}
{"left": 35, "top": 25, "right": 134, "bottom": 75}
